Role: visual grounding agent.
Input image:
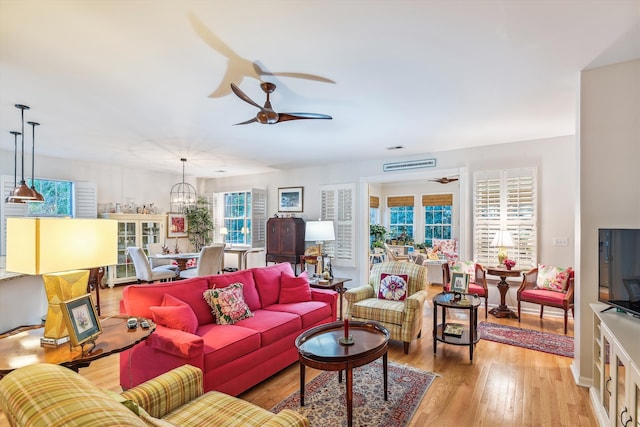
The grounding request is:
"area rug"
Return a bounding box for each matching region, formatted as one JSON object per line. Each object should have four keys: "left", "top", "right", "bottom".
{"left": 270, "top": 360, "right": 438, "bottom": 427}
{"left": 478, "top": 321, "right": 574, "bottom": 358}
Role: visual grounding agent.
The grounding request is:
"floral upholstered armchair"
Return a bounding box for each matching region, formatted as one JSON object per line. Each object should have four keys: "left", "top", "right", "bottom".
{"left": 344, "top": 261, "right": 429, "bottom": 354}
{"left": 517, "top": 265, "right": 574, "bottom": 334}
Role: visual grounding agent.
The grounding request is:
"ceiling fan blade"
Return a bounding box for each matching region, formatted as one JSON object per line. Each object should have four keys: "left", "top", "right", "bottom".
{"left": 277, "top": 112, "right": 333, "bottom": 123}
{"left": 233, "top": 117, "right": 258, "bottom": 126}
{"left": 230, "top": 83, "right": 264, "bottom": 110}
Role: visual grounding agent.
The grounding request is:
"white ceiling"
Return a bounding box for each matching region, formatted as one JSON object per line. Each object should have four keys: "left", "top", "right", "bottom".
{"left": 1, "top": 0, "right": 639, "bottom": 179}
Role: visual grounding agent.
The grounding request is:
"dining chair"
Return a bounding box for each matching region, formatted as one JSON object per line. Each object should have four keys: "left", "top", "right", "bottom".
{"left": 242, "top": 248, "right": 265, "bottom": 269}
{"left": 180, "top": 244, "right": 225, "bottom": 279}
{"left": 126, "top": 247, "right": 177, "bottom": 283}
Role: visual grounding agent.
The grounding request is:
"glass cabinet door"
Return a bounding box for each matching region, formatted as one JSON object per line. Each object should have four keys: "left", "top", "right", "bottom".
{"left": 140, "top": 221, "right": 162, "bottom": 249}
{"left": 603, "top": 333, "right": 612, "bottom": 422}
{"left": 117, "top": 221, "right": 137, "bottom": 279}
{"left": 615, "top": 351, "right": 627, "bottom": 427}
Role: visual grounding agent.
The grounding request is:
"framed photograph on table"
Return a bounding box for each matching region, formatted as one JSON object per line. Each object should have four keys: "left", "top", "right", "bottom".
{"left": 278, "top": 187, "right": 304, "bottom": 212}
{"left": 60, "top": 294, "right": 102, "bottom": 347}
{"left": 451, "top": 272, "right": 470, "bottom": 293}
{"left": 167, "top": 213, "right": 188, "bottom": 237}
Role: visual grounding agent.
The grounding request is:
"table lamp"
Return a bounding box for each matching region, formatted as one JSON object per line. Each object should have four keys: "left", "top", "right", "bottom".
{"left": 219, "top": 227, "right": 228, "bottom": 245}
{"left": 6, "top": 218, "right": 117, "bottom": 346}
{"left": 305, "top": 220, "right": 335, "bottom": 278}
{"left": 490, "top": 229, "right": 514, "bottom": 266}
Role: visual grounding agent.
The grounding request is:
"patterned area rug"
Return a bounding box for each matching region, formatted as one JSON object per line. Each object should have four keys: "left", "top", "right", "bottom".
{"left": 478, "top": 321, "right": 574, "bottom": 358}
{"left": 271, "top": 360, "right": 438, "bottom": 427}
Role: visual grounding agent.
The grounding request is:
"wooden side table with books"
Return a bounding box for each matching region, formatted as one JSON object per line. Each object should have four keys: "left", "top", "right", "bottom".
{"left": 432, "top": 292, "right": 481, "bottom": 361}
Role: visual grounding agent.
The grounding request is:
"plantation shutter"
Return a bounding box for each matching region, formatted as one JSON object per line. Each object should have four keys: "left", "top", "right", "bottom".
{"left": 321, "top": 183, "right": 355, "bottom": 268}
{"left": 1, "top": 175, "right": 28, "bottom": 256}
{"left": 74, "top": 181, "right": 98, "bottom": 218}
{"left": 251, "top": 188, "right": 267, "bottom": 248}
{"left": 473, "top": 168, "right": 537, "bottom": 269}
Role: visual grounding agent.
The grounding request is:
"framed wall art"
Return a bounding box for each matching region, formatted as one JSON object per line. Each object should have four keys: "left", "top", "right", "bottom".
{"left": 167, "top": 213, "right": 188, "bottom": 237}
{"left": 278, "top": 187, "right": 304, "bottom": 212}
{"left": 60, "top": 293, "right": 102, "bottom": 347}
{"left": 451, "top": 272, "right": 470, "bottom": 293}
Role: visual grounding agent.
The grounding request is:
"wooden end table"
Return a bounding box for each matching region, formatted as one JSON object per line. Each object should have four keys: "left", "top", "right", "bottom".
{"left": 295, "top": 321, "right": 389, "bottom": 427}
{"left": 309, "top": 277, "right": 352, "bottom": 320}
{"left": 0, "top": 316, "right": 155, "bottom": 378}
{"left": 486, "top": 267, "right": 523, "bottom": 318}
{"left": 432, "top": 292, "right": 481, "bottom": 361}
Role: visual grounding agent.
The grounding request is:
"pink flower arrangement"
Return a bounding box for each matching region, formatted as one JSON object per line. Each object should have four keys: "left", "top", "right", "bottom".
{"left": 503, "top": 259, "right": 516, "bottom": 269}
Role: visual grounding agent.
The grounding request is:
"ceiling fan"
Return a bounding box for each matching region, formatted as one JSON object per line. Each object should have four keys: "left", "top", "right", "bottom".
{"left": 430, "top": 176, "right": 459, "bottom": 184}
{"left": 230, "top": 82, "right": 332, "bottom": 125}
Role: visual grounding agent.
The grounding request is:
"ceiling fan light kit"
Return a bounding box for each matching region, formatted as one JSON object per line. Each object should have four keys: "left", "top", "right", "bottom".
{"left": 230, "top": 82, "right": 332, "bottom": 125}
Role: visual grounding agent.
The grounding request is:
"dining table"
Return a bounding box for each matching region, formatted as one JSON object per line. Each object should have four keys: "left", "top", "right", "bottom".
{"left": 222, "top": 246, "right": 250, "bottom": 271}
{"left": 149, "top": 252, "right": 200, "bottom": 271}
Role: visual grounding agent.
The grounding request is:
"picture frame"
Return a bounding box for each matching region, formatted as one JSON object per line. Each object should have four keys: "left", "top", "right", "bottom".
{"left": 167, "top": 213, "right": 188, "bottom": 237}
{"left": 451, "top": 272, "right": 470, "bottom": 293}
{"left": 60, "top": 293, "right": 102, "bottom": 347}
{"left": 278, "top": 187, "right": 304, "bottom": 212}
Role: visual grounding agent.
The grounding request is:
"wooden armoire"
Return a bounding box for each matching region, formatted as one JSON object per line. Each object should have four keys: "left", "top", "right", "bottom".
{"left": 266, "top": 217, "right": 305, "bottom": 269}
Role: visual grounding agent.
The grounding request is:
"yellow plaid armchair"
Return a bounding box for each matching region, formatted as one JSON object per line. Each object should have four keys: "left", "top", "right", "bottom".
{"left": 345, "top": 261, "right": 428, "bottom": 354}
{"left": 0, "top": 363, "right": 308, "bottom": 427}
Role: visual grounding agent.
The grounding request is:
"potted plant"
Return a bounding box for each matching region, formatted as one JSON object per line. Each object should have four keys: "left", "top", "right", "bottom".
{"left": 184, "top": 197, "right": 214, "bottom": 252}
{"left": 369, "top": 224, "right": 388, "bottom": 249}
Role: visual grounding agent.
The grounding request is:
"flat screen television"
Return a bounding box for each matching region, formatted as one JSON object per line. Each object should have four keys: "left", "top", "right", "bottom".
{"left": 598, "top": 228, "right": 640, "bottom": 317}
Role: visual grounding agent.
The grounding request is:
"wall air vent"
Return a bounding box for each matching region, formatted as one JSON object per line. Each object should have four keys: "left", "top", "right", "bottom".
{"left": 383, "top": 158, "right": 436, "bottom": 172}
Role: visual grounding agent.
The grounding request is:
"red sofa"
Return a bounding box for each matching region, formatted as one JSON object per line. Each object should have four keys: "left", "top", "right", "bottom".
{"left": 119, "top": 262, "right": 337, "bottom": 396}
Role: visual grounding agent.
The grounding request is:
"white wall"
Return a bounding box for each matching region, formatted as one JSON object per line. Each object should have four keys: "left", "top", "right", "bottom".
{"left": 577, "top": 58, "right": 640, "bottom": 385}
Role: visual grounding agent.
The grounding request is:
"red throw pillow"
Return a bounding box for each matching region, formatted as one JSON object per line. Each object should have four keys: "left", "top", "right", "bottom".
{"left": 378, "top": 273, "right": 409, "bottom": 301}
{"left": 279, "top": 271, "right": 312, "bottom": 304}
{"left": 149, "top": 294, "right": 198, "bottom": 334}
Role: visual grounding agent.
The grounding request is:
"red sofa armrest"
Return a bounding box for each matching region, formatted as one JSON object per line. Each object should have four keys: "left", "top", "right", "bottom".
{"left": 146, "top": 325, "right": 204, "bottom": 359}
{"left": 311, "top": 288, "right": 338, "bottom": 320}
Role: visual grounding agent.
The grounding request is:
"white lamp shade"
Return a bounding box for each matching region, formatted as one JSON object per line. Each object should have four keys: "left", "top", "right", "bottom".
{"left": 219, "top": 227, "right": 228, "bottom": 235}
{"left": 305, "top": 220, "right": 335, "bottom": 242}
{"left": 6, "top": 218, "right": 118, "bottom": 275}
{"left": 491, "top": 230, "right": 514, "bottom": 247}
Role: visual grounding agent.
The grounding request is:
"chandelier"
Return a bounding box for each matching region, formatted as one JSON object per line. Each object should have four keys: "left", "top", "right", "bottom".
{"left": 169, "top": 158, "right": 197, "bottom": 213}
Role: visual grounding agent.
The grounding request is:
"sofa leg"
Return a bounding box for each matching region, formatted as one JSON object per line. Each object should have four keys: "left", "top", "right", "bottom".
{"left": 403, "top": 342, "right": 409, "bottom": 354}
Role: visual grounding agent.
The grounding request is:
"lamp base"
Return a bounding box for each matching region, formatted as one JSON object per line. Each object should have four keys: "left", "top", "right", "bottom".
{"left": 43, "top": 270, "right": 90, "bottom": 341}
{"left": 497, "top": 247, "right": 508, "bottom": 266}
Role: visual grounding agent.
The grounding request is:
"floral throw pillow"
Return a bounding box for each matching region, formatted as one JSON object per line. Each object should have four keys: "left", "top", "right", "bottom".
{"left": 203, "top": 283, "right": 253, "bottom": 325}
{"left": 450, "top": 261, "right": 475, "bottom": 282}
{"left": 378, "top": 273, "right": 409, "bottom": 301}
{"left": 535, "top": 265, "right": 572, "bottom": 293}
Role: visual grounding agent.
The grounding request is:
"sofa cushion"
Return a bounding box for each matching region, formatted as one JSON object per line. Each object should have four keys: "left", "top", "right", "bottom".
{"left": 351, "top": 298, "right": 405, "bottom": 326}
{"left": 199, "top": 324, "right": 261, "bottom": 368}
{"left": 264, "top": 301, "right": 332, "bottom": 328}
{"left": 378, "top": 273, "right": 408, "bottom": 301}
{"left": 207, "top": 269, "right": 261, "bottom": 311}
{"left": 150, "top": 294, "right": 198, "bottom": 334}
{"left": 521, "top": 288, "right": 567, "bottom": 305}
{"left": 203, "top": 283, "right": 253, "bottom": 325}
{"left": 122, "top": 278, "right": 213, "bottom": 326}
{"left": 253, "top": 263, "right": 294, "bottom": 307}
{"left": 279, "top": 271, "right": 312, "bottom": 304}
{"left": 234, "top": 309, "right": 301, "bottom": 346}
{"left": 147, "top": 325, "right": 204, "bottom": 358}
{"left": 535, "top": 264, "right": 572, "bottom": 293}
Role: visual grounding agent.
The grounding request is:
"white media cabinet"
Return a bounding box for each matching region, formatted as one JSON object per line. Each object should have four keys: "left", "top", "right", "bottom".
{"left": 590, "top": 303, "right": 640, "bottom": 427}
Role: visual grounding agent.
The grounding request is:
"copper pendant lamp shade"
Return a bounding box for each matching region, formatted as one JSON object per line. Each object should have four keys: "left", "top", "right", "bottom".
{"left": 27, "top": 121, "right": 44, "bottom": 203}
{"left": 10, "top": 104, "right": 37, "bottom": 201}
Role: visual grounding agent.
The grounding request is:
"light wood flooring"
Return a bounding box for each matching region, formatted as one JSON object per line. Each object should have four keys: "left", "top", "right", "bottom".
{"left": 0, "top": 283, "right": 596, "bottom": 427}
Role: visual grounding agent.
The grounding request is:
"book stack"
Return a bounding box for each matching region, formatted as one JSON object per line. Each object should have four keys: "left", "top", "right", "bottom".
{"left": 443, "top": 323, "right": 464, "bottom": 337}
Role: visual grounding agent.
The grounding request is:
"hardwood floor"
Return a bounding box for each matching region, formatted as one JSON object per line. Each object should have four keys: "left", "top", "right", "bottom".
{"left": 0, "top": 283, "right": 596, "bottom": 427}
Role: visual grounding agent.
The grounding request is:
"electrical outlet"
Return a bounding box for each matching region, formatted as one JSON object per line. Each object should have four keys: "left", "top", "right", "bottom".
{"left": 553, "top": 237, "right": 568, "bottom": 247}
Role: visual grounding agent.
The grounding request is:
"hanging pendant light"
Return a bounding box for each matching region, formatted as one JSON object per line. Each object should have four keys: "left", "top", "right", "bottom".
{"left": 11, "top": 104, "right": 37, "bottom": 201}
{"left": 26, "top": 121, "right": 44, "bottom": 203}
{"left": 5, "top": 131, "right": 23, "bottom": 204}
{"left": 169, "top": 158, "right": 197, "bottom": 213}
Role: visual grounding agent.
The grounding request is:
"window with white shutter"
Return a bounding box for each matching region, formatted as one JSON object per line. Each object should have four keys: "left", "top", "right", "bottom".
{"left": 321, "top": 183, "right": 355, "bottom": 268}
{"left": 213, "top": 188, "right": 266, "bottom": 248}
{"left": 473, "top": 168, "right": 537, "bottom": 269}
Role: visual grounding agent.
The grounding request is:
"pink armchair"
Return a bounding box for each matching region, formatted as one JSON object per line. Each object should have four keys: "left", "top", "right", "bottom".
{"left": 517, "top": 266, "right": 574, "bottom": 334}
{"left": 443, "top": 261, "right": 489, "bottom": 318}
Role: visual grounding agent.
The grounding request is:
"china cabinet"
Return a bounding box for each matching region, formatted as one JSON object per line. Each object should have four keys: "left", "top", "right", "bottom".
{"left": 591, "top": 304, "right": 640, "bottom": 427}
{"left": 266, "top": 217, "right": 305, "bottom": 270}
{"left": 100, "top": 214, "right": 166, "bottom": 286}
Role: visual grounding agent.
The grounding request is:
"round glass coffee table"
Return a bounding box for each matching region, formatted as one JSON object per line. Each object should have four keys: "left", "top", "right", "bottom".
{"left": 432, "top": 292, "right": 481, "bottom": 361}
{"left": 295, "top": 321, "right": 390, "bottom": 427}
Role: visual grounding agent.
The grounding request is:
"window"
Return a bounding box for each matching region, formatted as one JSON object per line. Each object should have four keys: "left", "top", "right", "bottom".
{"left": 223, "top": 192, "right": 251, "bottom": 245}
{"left": 473, "top": 168, "right": 537, "bottom": 269}
{"left": 26, "top": 179, "right": 73, "bottom": 217}
{"left": 387, "top": 196, "right": 414, "bottom": 240}
{"left": 423, "top": 194, "right": 453, "bottom": 246}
